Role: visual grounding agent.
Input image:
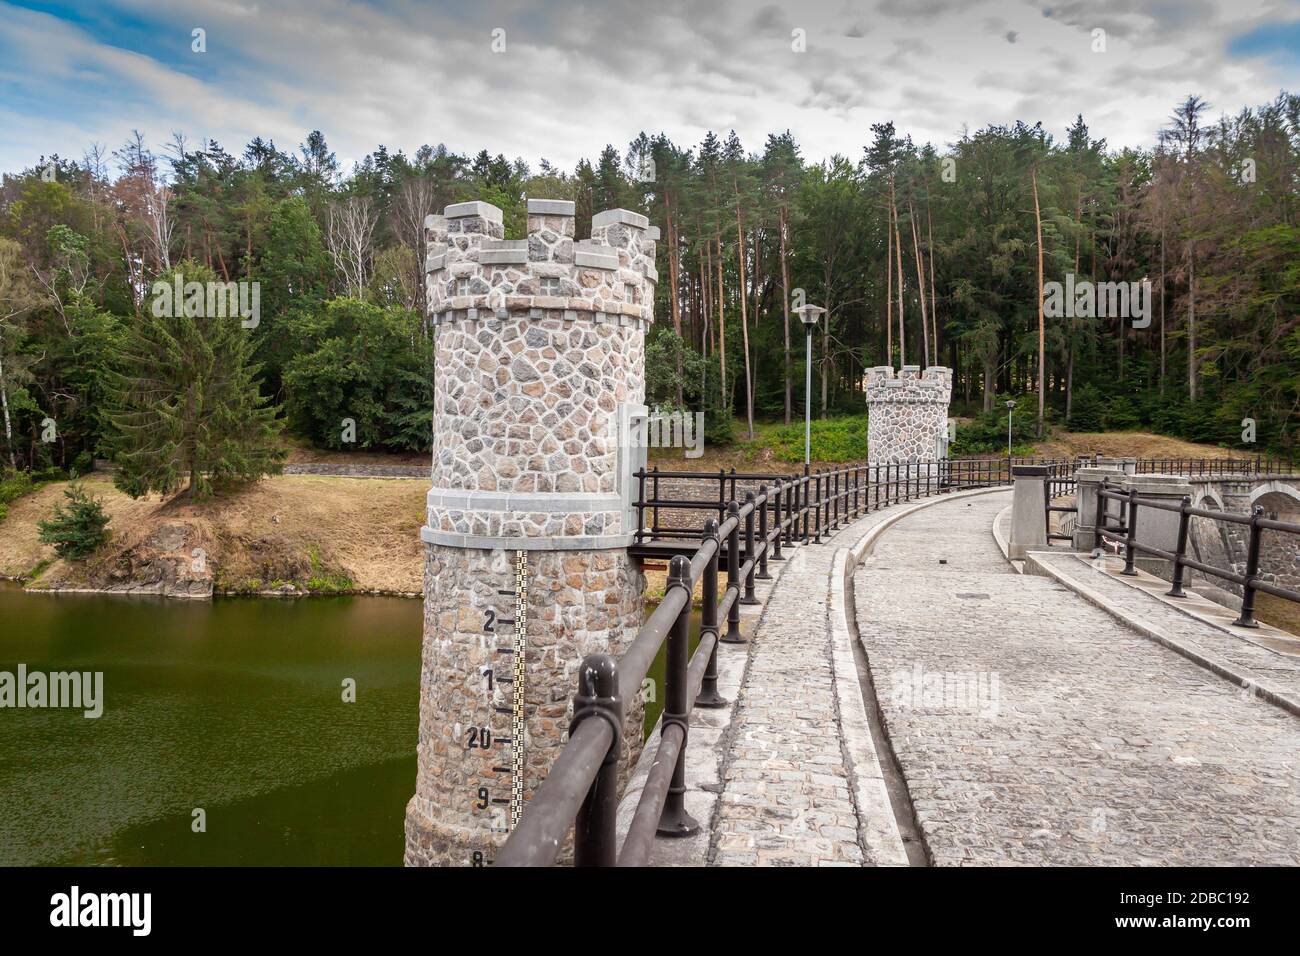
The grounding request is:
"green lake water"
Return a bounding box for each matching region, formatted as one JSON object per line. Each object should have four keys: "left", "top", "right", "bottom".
{"left": 0, "top": 582, "right": 698, "bottom": 866}
{"left": 0, "top": 583, "right": 422, "bottom": 866}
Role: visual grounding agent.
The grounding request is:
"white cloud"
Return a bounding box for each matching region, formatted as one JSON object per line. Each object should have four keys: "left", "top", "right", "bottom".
{"left": 1, "top": 0, "right": 1297, "bottom": 175}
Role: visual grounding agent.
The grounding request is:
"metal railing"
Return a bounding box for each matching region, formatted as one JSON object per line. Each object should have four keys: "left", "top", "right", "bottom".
{"left": 496, "top": 481, "right": 797, "bottom": 866}
{"left": 1134, "top": 455, "right": 1295, "bottom": 477}
{"left": 499, "top": 457, "right": 1037, "bottom": 867}
{"left": 1095, "top": 478, "right": 1300, "bottom": 628}
{"left": 631, "top": 457, "right": 1081, "bottom": 546}
{"left": 499, "top": 453, "right": 1300, "bottom": 865}
{"left": 1046, "top": 472, "right": 1078, "bottom": 543}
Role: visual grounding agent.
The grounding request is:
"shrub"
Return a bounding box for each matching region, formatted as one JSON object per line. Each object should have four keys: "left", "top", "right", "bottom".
{"left": 950, "top": 395, "right": 1038, "bottom": 456}
{"left": 769, "top": 414, "right": 869, "bottom": 462}
{"left": 1102, "top": 395, "right": 1142, "bottom": 430}
{"left": 70, "top": 450, "right": 94, "bottom": 477}
{"left": 36, "top": 482, "right": 111, "bottom": 560}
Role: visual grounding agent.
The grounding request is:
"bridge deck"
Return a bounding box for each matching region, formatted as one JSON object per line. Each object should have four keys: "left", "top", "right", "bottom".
{"left": 853, "top": 491, "right": 1300, "bottom": 865}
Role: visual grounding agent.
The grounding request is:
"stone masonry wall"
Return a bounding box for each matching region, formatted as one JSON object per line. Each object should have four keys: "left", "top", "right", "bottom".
{"left": 428, "top": 317, "right": 643, "bottom": 538}
{"left": 405, "top": 546, "right": 644, "bottom": 867}
{"left": 865, "top": 365, "right": 952, "bottom": 464}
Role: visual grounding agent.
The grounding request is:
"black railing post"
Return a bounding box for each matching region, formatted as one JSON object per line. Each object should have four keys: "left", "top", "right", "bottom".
{"left": 635, "top": 468, "right": 646, "bottom": 543}
{"left": 786, "top": 477, "right": 797, "bottom": 548}
{"left": 757, "top": 485, "right": 772, "bottom": 580}
{"left": 717, "top": 468, "right": 726, "bottom": 530}
{"left": 572, "top": 654, "right": 622, "bottom": 867}
{"left": 696, "top": 519, "right": 726, "bottom": 708}
{"left": 823, "top": 470, "right": 831, "bottom": 533}
{"left": 1167, "top": 495, "right": 1192, "bottom": 598}
{"left": 817, "top": 469, "right": 823, "bottom": 532}
{"left": 795, "top": 465, "right": 806, "bottom": 546}
{"left": 1123, "top": 488, "right": 1139, "bottom": 576}
{"left": 1094, "top": 479, "right": 1109, "bottom": 551}
{"left": 723, "top": 501, "right": 745, "bottom": 644}
{"left": 742, "top": 491, "right": 759, "bottom": 603}
{"left": 1234, "top": 506, "right": 1265, "bottom": 628}
{"left": 813, "top": 471, "right": 822, "bottom": 543}
{"left": 651, "top": 465, "right": 661, "bottom": 540}
{"left": 833, "top": 469, "right": 841, "bottom": 528}
{"left": 772, "top": 480, "right": 784, "bottom": 560}
{"left": 658, "top": 555, "right": 700, "bottom": 837}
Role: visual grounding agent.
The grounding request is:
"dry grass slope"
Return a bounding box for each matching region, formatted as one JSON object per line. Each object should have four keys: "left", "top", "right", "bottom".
{"left": 0, "top": 474, "right": 426, "bottom": 595}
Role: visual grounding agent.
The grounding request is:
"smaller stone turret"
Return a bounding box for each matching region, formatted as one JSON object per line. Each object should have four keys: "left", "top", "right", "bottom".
{"left": 865, "top": 365, "right": 953, "bottom": 463}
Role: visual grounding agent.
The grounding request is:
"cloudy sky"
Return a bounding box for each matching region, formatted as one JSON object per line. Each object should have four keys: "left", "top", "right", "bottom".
{"left": 1, "top": 0, "right": 1298, "bottom": 175}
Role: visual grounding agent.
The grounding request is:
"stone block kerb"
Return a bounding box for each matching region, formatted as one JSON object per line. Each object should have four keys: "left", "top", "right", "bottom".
{"left": 425, "top": 199, "right": 659, "bottom": 328}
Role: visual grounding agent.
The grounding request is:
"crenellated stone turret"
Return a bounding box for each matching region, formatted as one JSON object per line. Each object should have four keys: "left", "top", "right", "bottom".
{"left": 865, "top": 365, "right": 953, "bottom": 463}
{"left": 406, "top": 198, "right": 653, "bottom": 867}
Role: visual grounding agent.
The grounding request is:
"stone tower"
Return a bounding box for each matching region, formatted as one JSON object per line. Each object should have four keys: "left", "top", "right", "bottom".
{"left": 405, "top": 199, "right": 657, "bottom": 866}
{"left": 865, "top": 365, "right": 953, "bottom": 463}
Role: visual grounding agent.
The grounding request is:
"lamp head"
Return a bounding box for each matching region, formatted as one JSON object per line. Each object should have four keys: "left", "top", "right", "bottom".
{"left": 1005, "top": 400, "right": 1017, "bottom": 410}
{"left": 795, "top": 304, "right": 826, "bottom": 330}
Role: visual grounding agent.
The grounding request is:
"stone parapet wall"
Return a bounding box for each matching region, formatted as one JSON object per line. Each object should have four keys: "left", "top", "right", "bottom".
{"left": 282, "top": 462, "right": 429, "bottom": 478}
{"left": 865, "top": 365, "right": 952, "bottom": 464}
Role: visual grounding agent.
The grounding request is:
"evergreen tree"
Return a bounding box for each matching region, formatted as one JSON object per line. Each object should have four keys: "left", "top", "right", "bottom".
{"left": 106, "top": 262, "right": 284, "bottom": 500}
{"left": 37, "top": 481, "right": 110, "bottom": 559}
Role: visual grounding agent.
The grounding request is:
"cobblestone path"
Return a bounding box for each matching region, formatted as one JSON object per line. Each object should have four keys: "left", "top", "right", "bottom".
{"left": 708, "top": 509, "right": 894, "bottom": 867}
{"left": 854, "top": 491, "right": 1300, "bottom": 865}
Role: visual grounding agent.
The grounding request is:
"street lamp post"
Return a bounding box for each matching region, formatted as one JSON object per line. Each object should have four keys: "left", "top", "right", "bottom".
{"left": 794, "top": 305, "right": 826, "bottom": 470}
{"left": 1005, "top": 399, "right": 1017, "bottom": 458}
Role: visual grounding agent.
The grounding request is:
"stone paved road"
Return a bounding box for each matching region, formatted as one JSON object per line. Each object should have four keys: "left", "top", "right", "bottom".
{"left": 855, "top": 491, "right": 1300, "bottom": 865}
